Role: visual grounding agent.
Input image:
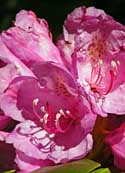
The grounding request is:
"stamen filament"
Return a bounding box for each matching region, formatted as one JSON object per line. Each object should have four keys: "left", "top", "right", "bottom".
{"left": 46, "top": 102, "right": 53, "bottom": 130}
{"left": 55, "top": 116, "right": 74, "bottom": 133}
{"left": 101, "top": 70, "right": 114, "bottom": 95}
{"left": 33, "top": 100, "right": 76, "bottom": 134}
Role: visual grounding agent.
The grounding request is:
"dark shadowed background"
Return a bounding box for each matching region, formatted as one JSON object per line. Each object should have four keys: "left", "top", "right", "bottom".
{"left": 0, "top": 0, "right": 125, "bottom": 39}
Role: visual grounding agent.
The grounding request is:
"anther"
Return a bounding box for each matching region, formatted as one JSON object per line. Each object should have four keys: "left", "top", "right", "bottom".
{"left": 43, "top": 113, "right": 49, "bottom": 124}
{"left": 117, "top": 60, "right": 120, "bottom": 65}
{"left": 111, "top": 60, "right": 117, "bottom": 69}
{"left": 40, "top": 106, "right": 45, "bottom": 113}
{"left": 66, "top": 110, "right": 71, "bottom": 115}
{"left": 33, "top": 98, "right": 39, "bottom": 106}
{"left": 32, "top": 98, "right": 41, "bottom": 119}
{"left": 56, "top": 113, "right": 61, "bottom": 120}
{"left": 59, "top": 109, "right": 65, "bottom": 115}
{"left": 49, "top": 133, "right": 55, "bottom": 138}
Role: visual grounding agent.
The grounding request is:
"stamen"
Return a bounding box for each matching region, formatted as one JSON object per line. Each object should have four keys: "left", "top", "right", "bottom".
{"left": 56, "top": 113, "right": 61, "bottom": 120}
{"left": 59, "top": 109, "right": 65, "bottom": 115}
{"left": 66, "top": 110, "right": 70, "bottom": 115}
{"left": 46, "top": 102, "right": 53, "bottom": 130}
{"left": 91, "top": 64, "right": 102, "bottom": 84}
{"left": 33, "top": 98, "right": 39, "bottom": 106}
{"left": 49, "top": 133, "right": 55, "bottom": 138}
{"left": 66, "top": 110, "right": 74, "bottom": 119}
{"left": 96, "top": 75, "right": 103, "bottom": 85}
{"left": 33, "top": 98, "right": 41, "bottom": 119}
{"left": 40, "top": 106, "right": 45, "bottom": 113}
{"left": 43, "top": 113, "right": 49, "bottom": 124}
{"left": 89, "top": 62, "right": 114, "bottom": 96}
{"left": 33, "top": 100, "right": 76, "bottom": 134}
{"left": 55, "top": 114, "right": 74, "bottom": 133}
{"left": 111, "top": 60, "right": 117, "bottom": 69}
{"left": 117, "top": 60, "right": 120, "bottom": 65}
{"left": 101, "top": 70, "right": 114, "bottom": 95}
{"left": 42, "top": 113, "right": 55, "bottom": 133}
{"left": 59, "top": 109, "right": 68, "bottom": 118}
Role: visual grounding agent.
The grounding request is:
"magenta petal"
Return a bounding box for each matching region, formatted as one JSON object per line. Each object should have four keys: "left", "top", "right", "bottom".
{"left": 31, "top": 62, "right": 76, "bottom": 91}
{"left": 0, "top": 76, "right": 36, "bottom": 122}
{"left": 64, "top": 6, "right": 106, "bottom": 34}
{"left": 0, "top": 62, "right": 78, "bottom": 122}
{"left": 3, "top": 62, "right": 96, "bottom": 167}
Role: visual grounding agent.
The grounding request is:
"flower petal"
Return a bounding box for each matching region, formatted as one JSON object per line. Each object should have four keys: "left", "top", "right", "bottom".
{"left": 1, "top": 10, "right": 62, "bottom": 67}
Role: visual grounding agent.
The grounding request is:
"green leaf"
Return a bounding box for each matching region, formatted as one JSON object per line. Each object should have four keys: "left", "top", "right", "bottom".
{"left": 91, "top": 168, "right": 111, "bottom": 173}
{"left": 32, "top": 159, "right": 101, "bottom": 173}
{"left": 3, "top": 170, "right": 16, "bottom": 173}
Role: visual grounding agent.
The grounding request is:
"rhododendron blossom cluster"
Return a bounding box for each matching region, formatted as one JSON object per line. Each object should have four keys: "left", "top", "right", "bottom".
{"left": 0, "top": 6, "right": 125, "bottom": 173}
{"left": 57, "top": 6, "right": 125, "bottom": 171}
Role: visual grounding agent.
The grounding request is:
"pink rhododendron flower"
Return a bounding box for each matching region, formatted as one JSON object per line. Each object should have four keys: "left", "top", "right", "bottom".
{"left": 57, "top": 6, "right": 125, "bottom": 116}
{"left": 0, "top": 9, "right": 63, "bottom": 135}
{"left": 0, "top": 9, "right": 76, "bottom": 172}
{"left": 1, "top": 62, "right": 96, "bottom": 172}
{"left": 1, "top": 5, "right": 125, "bottom": 173}
{"left": 105, "top": 122, "right": 125, "bottom": 170}
{"left": 0, "top": 10, "right": 62, "bottom": 68}
{"left": 57, "top": 6, "right": 107, "bottom": 70}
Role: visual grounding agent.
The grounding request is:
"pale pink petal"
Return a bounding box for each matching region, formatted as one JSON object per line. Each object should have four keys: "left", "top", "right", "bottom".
{"left": 102, "top": 84, "right": 125, "bottom": 114}
{"left": 1, "top": 10, "right": 62, "bottom": 67}
{"left": 49, "top": 134, "right": 93, "bottom": 163}
{"left": 15, "top": 150, "right": 54, "bottom": 172}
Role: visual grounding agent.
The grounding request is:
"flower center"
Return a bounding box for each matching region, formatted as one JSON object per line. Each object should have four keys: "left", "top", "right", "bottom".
{"left": 88, "top": 34, "right": 107, "bottom": 63}
{"left": 33, "top": 99, "right": 76, "bottom": 134}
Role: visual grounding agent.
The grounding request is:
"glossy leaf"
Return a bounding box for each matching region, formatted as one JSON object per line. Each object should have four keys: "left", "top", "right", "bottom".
{"left": 32, "top": 159, "right": 101, "bottom": 173}
{"left": 91, "top": 168, "right": 111, "bottom": 173}
{"left": 3, "top": 170, "right": 16, "bottom": 173}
